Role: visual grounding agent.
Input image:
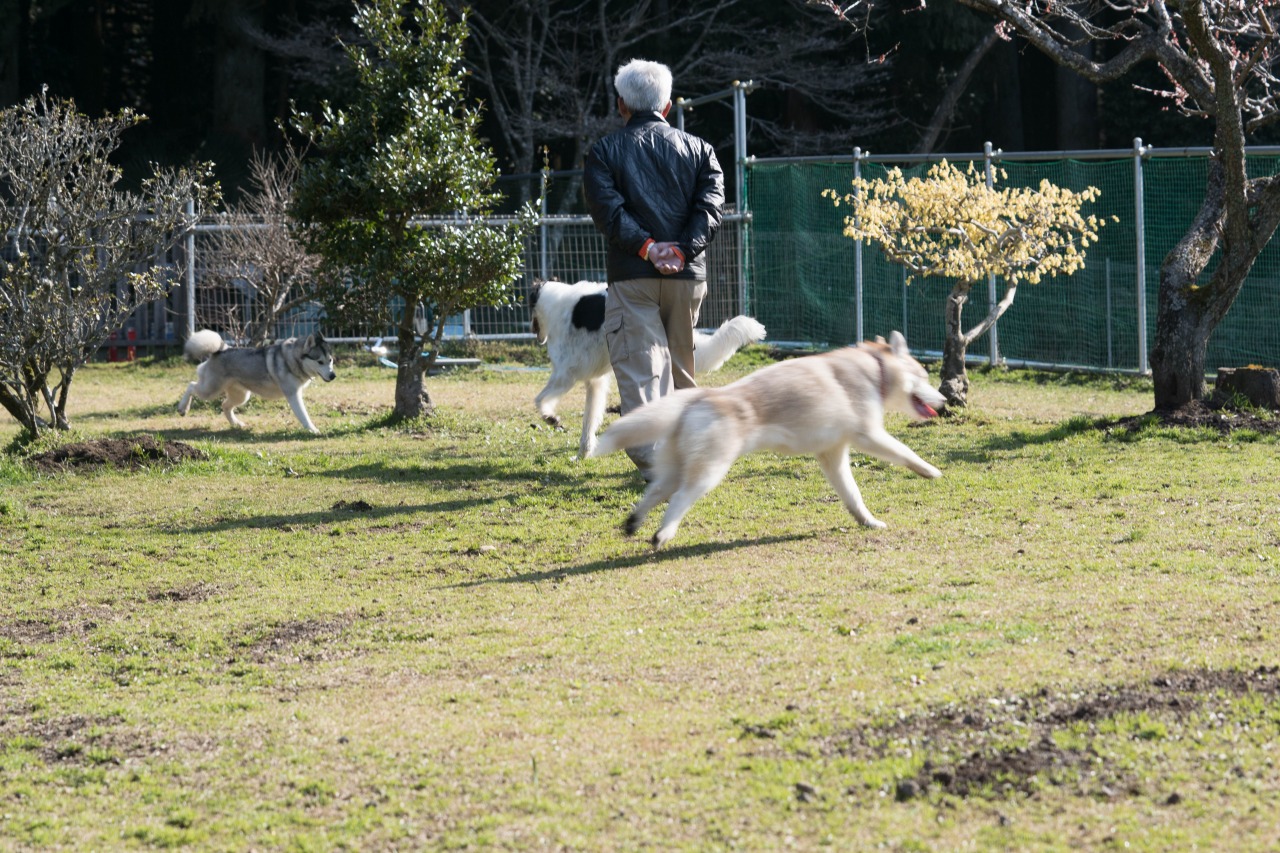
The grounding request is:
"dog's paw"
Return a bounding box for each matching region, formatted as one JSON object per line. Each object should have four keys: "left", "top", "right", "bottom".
{"left": 542, "top": 414, "right": 564, "bottom": 430}
{"left": 860, "top": 517, "right": 888, "bottom": 530}
{"left": 651, "top": 528, "right": 675, "bottom": 550}
{"left": 623, "top": 513, "right": 642, "bottom": 536}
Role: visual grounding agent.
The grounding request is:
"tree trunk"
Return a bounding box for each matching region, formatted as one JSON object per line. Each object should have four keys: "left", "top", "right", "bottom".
{"left": 1053, "top": 18, "right": 1097, "bottom": 149}
{"left": 1149, "top": 280, "right": 1215, "bottom": 410}
{"left": 987, "top": 40, "right": 1024, "bottom": 149}
{"left": 0, "top": 386, "right": 39, "bottom": 439}
{"left": 940, "top": 281, "right": 973, "bottom": 408}
{"left": 212, "top": 2, "right": 266, "bottom": 152}
{"left": 392, "top": 298, "right": 434, "bottom": 420}
{"left": 1148, "top": 159, "right": 1265, "bottom": 410}
{"left": 916, "top": 29, "right": 999, "bottom": 155}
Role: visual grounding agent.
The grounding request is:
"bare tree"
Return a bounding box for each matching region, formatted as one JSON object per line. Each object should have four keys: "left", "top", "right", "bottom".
{"left": 201, "top": 146, "right": 322, "bottom": 346}
{"left": 914, "top": 29, "right": 1000, "bottom": 155}
{"left": 815, "top": 0, "right": 1280, "bottom": 411}
{"left": 447, "top": 0, "right": 898, "bottom": 204}
{"left": 0, "top": 89, "right": 216, "bottom": 437}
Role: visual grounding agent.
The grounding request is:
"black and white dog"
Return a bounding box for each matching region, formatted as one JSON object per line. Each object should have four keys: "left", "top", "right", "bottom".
{"left": 529, "top": 279, "right": 767, "bottom": 459}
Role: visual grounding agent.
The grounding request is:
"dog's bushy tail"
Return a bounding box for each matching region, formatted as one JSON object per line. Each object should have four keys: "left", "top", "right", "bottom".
{"left": 693, "top": 316, "right": 767, "bottom": 375}
{"left": 588, "top": 391, "right": 701, "bottom": 458}
{"left": 184, "top": 329, "right": 225, "bottom": 363}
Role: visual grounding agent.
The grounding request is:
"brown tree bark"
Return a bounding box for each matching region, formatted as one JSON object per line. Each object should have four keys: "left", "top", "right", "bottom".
{"left": 393, "top": 306, "right": 434, "bottom": 421}
{"left": 940, "top": 280, "right": 974, "bottom": 408}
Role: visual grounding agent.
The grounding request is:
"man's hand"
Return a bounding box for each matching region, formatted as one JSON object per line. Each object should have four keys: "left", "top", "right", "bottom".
{"left": 648, "top": 241, "right": 685, "bottom": 275}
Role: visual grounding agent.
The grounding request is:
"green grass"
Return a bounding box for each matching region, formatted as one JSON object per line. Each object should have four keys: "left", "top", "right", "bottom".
{"left": 1, "top": 347, "right": 1279, "bottom": 850}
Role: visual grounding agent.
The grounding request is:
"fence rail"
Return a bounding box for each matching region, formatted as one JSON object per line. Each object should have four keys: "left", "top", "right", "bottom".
{"left": 102, "top": 143, "right": 1280, "bottom": 379}
{"left": 109, "top": 211, "right": 749, "bottom": 355}
{"left": 744, "top": 141, "right": 1280, "bottom": 375}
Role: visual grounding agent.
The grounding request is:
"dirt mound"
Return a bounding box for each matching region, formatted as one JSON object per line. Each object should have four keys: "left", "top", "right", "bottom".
{"left": 820, "top": 666, "right": 1280, "bottom": 800}
{"left": 1113, "top": 399, "right": 1280, "bottom": 435}
{"left": 26, "top": 435, "right": 207, "bottom": 474}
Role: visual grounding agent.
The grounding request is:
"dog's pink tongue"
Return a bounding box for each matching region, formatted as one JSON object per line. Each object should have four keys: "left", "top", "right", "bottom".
{"left": 914, "top": 397, "right": 938, "bottom": 418}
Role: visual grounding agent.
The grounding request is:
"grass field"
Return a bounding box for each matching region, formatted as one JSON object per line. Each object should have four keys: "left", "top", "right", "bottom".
{"left": 1, "top": 347, "right": 1278, "bottom": 851}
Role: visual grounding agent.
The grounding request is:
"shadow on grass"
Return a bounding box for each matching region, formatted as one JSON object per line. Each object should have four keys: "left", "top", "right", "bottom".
{"left": 311, "top": 458, "right": 620, "bottom": 488}
{"left": 175, "top": 497, "right": 494, "bottom": 534}
{"left": 175, "top": 460, "right": 637, "bottom": 533}
{"left": 441, "top": 533, "right": 814, "bottom": 589}
{"left": 956, "top": 415, "right": 1111, "bottom": 456}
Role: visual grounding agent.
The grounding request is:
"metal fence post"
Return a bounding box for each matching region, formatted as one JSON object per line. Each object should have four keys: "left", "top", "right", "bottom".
{"left": 1105, "top": 258, "right": 1114, "bottom": 369}
{"left": 539, "top": 165, "right": 549, "bottom": 281}
{"left": 184, "top": 197, "right": 196, "bottom": 339}
{"left": 1133, "top": 137, "right": 1149, "bottom": 375}
{"left": 984, "top": 141, "right": 1000, "bottom": 366}
{"left": 733, "top": 81, "right": 752, "bottom": 213}
{"left": 853, "top": 147, "right": 864, "bottom": 343}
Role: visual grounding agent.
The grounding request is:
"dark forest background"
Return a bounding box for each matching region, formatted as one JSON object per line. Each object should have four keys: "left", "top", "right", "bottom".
{"left": 0, "top": 0, "right": 1244, "bottom": 204}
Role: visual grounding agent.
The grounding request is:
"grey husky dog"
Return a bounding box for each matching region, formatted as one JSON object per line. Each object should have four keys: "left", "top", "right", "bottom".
{"left": 177, "top": 329, "right": 337, "bottom": 434}
{"left": 589, "top": 331, "right": 946, "bottom": 549}
{"left": 529, "top": 279, "right": 767, "bottom": 459}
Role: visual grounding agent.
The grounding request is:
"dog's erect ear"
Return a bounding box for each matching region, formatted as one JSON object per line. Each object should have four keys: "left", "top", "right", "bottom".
{"left": 528, "top": 280, "right": 544, "bottom": 311}
{"left": 888, "top": 330, "right": 909, "bottom": 358}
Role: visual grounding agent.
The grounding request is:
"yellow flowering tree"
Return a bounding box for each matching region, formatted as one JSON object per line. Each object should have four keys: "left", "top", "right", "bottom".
{"left": 826, "top": 160, "right": 1108, "bottom": 407}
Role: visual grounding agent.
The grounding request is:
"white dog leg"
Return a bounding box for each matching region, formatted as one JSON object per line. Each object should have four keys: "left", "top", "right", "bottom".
{"left": 534, "top": 370, "right": 577, "bottom": 429}
{"left": 177, "top": 381, "right": 198, "bottom": 416}
{"left": 221, "top": 387, "right": 252, "bottom": 429}
{"left": 578, "top": 374, "right": 611, "bottom": 460}
{"left": 850, "top": 430, "right": 942, "bottom": 480}
{"left": 815, "top": 446, "right": 886, "bottom": 529}
{"left": 284, "top": 391, "right": 320, "bottom": 435}
{"left": 624, "top": 473, "right": 679, "bottom": 537}
{"left": 651, "top": 458, "right": 734, "bottom": 549}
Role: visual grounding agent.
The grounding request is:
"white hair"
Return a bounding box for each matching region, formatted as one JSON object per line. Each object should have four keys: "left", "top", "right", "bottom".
{"left": 614, "top": 59, "right": 673, "bottom": 113}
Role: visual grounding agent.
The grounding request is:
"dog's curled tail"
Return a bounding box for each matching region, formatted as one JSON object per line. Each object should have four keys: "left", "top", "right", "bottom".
{"left": 694, "top": 315, "right": 766, "bottom": 375}
{"left": 184, "top": 329, "right": 226, "bottom": 363}
{"left": 588, "top": 391, "right": 699, "bottom": 458}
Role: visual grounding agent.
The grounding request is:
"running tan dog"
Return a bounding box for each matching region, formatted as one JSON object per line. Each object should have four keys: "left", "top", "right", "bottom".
{"left": 588, "top": 331, "right": 945, "bottom": 548}
{"left": 529, "top": 279, "right": 766, "bottom": 458}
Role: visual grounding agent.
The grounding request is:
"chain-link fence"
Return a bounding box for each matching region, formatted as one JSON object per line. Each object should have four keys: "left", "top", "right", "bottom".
{"left": 745, "top": 143, "right": 1280, "bottom": 373}
{"left": 111, "top": 206, "right": 749, "bottom": 355}
{"left": 107, "top": 144, "right": 1280, "bottom": 377}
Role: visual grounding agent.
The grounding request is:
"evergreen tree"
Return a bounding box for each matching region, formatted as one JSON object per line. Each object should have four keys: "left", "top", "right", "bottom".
{"left": 289, "top": 0, "right": 533, "bottom": 419}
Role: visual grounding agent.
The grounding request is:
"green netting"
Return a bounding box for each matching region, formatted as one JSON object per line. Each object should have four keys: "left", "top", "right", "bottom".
{"left": 744, "top": 154, "right": 1280, "bottom": 373}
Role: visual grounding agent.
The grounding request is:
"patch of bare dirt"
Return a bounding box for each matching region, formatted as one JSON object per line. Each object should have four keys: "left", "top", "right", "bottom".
{"left": 0, "top": 606, "right": 112, "bottom": 645}
{"left": 26, "top": 435, "right": 207, "bottom": 473}
{"left": 246, "top": 616, "right": 354, "bottom": 663}
{"left": 147, "top": 582, "right": 220, "bottom": 603}
{"left": 818, "top": 666, "right": 1280, "bottom": 800}
{"left": 332, "top": 499, "right": 374, "bottom": 512}
{"left": 0, "top": 619, "right": 63, "bottom": 645}
{"left": 2, "top": 712, "right": 216, "bottom": 766}
{"left": 1112, "top": 400, "right": 1280, "bottom": 435}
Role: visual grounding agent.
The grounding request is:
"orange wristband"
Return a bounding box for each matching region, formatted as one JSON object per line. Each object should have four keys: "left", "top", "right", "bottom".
{"left": 670, "top": 246, "right": 685, "bottom": 263}
{"left": 639, "top": 238, "right": 655, "bottom": 260}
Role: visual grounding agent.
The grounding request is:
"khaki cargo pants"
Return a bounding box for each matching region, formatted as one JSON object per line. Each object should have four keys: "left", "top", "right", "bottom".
{"left": 604, "top": 276, "right": 707, "bottom": 475}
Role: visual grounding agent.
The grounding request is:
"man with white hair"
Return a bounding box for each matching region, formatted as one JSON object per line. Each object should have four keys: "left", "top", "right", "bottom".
{"left": 584, "top": 58, "right": 725, "bottom": 480}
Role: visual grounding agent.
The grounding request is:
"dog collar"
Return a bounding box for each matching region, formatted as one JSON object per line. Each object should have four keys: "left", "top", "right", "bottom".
{"left": 859, "top": 344, "right": 890, "bottom": 403}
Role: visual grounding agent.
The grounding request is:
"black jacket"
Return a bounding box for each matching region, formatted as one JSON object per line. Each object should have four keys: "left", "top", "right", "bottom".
{"left": 584, "top": 112, "right": 724, "bottom": 282}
